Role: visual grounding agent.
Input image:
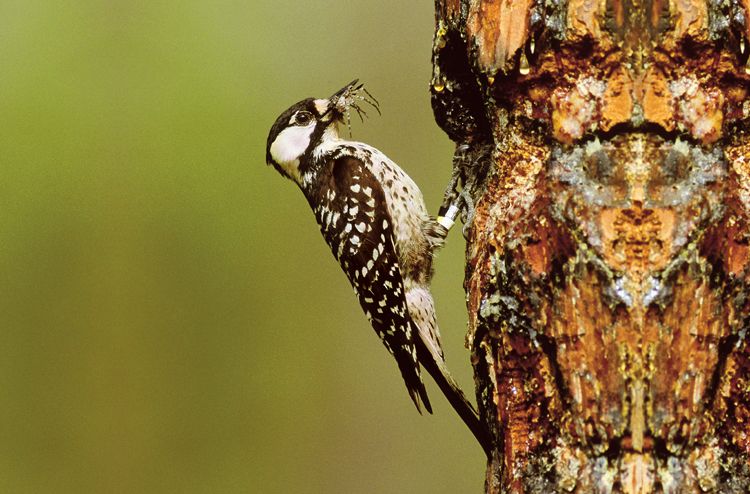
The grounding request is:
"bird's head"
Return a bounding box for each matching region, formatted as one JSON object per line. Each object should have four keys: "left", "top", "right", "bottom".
{"left": 266, "top": 80, "right": 379, "bottom": 185}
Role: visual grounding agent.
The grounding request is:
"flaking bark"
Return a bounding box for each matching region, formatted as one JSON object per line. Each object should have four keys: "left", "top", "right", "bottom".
{"left": 432, "top": 0, "right": 750, "bottom": 492}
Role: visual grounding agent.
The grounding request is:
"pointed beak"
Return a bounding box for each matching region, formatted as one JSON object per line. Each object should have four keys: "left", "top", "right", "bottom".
{"left": 329, "top": 79, "right": 359, "bottom": 101}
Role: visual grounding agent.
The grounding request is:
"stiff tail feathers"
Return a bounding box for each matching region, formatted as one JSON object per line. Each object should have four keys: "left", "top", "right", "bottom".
{"left": 395, "top": 351, "right": 433, "bottom": 415}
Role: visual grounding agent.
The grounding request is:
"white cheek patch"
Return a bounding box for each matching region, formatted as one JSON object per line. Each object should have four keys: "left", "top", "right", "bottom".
{"left": 269, "top": 123, "right": 315, "bottom": 182}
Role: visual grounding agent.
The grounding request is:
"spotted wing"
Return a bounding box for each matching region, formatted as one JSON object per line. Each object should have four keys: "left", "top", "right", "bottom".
{"left": 307, "top": 154, "right": 431, "bottom": 413}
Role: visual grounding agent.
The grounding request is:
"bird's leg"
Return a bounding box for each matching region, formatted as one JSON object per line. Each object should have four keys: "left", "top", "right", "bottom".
{"left": 439, "top": 142, "right": 490, "bottom": 239}
{"left": 459, "top": 190, "right": 476, "bottom": 239}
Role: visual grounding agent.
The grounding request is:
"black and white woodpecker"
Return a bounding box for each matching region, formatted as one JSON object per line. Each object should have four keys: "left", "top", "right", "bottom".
{"left": 265, "top": 81, "right": 490, "bottom": 455}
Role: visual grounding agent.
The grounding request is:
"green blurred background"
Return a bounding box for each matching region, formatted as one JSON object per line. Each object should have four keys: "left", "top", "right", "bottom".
{"left": 0, "top": 1, "right": 484, "bottom": 492}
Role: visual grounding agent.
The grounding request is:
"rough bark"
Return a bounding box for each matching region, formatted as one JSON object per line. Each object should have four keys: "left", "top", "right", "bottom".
{"left": 431, "top": 0, "right": 750, "bottom": 492}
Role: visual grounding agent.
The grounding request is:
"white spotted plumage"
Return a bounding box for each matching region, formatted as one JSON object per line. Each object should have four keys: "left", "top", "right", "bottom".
{"left": 265, "top": 81, "right": 490, "bottom": 442}
{"left": 302, "top": 134, "right": 443, "bottom": 411}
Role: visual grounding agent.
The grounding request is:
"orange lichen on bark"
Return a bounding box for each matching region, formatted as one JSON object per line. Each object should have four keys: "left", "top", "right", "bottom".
{"left": 650, "top": 270, "right": 728, "bottom": 421}
{"left": 466, "top": 0, "right": 532, "bottom": 73}
{"left": 600, "top": 68, "right": 634, "bottom": 131}
{"left": 567, "top": 0, "right": 604, "bottom": 38}
{"left": 465, "top": 137, "right": 565, "bottom": 491}
{"left": 433, "top": 0, "right": 750, "bottom": 492}
{"left": 520, "top": 210, "right": 576, "bottom": 275}
{"left": 598, "top": 207, "right": 675, "bottom": 273}
{"left": 639, "top": 67, "right": 675, "bottom": 131}
{"left": 670, "top": 0, "right": 708, "bottom": 39}
{"left": 701, "top": 197, "right": 750, "bottom": 275}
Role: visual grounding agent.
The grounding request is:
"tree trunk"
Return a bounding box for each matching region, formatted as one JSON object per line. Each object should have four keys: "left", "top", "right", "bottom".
{"left": 431, "top": 0, "right": 750, "bottom": 492}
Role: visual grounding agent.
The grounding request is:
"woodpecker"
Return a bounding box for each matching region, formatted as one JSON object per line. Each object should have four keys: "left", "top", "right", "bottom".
{"left": 265, "top": 80, "right": 491, "bottom": 454}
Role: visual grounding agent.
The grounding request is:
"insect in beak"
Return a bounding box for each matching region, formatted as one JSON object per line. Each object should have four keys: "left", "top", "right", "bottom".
{"left": 323, "top": 79, "right": 381, "bottom": 136}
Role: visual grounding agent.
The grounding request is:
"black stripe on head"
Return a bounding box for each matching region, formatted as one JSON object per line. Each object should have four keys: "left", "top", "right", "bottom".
{"left": 301, "top": 110, "right": 335, "bottom": 166}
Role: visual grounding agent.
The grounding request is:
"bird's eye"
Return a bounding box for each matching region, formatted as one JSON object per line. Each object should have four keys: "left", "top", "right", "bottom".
{"left": 294, "top": 111, "right": 312, "bottom": 126}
